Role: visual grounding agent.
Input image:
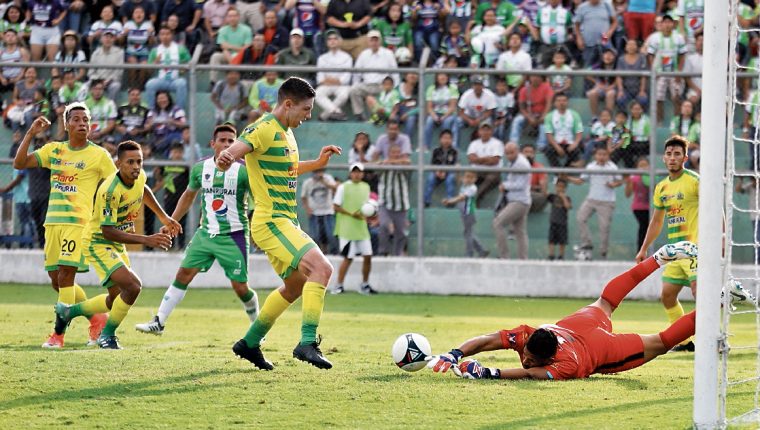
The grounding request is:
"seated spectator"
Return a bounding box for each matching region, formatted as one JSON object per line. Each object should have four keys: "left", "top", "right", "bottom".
{"left": 7, "top": 67, "right": 42, "bottom": 131}
{"left": 389, "top": 72, "right": 419, "bottom": 139}
{"left": 28, "top": 0, "right": 66, "bottom": 62}
{"left": 683, "top": 32, "right": 703, "bottom": 105}
{"left": 468, "top": 8, "right": 505, "bottom": 68}
{"left": 145, "top": 25, "right": 191, "bottom": 110}
{"left": 122, "top": 5, "right": 155, "bottom": 89}
{"left": 455, "top": 75, "right": 496, "bottom": 149}
{"left": 366, "top": 76, "right": 399, "bottom": 125}
{"left": 52, "top": 31, "right": 86, "bottom": 82}
{"left": 231, "top": 33, "right": 271, "bottom": 83}
{"left": 325, "top": 0, "right": 372, "bottom": 60}
{"left": 57, "top": 70, "right": 85, "bottom": 105}
{"left": 88, "top": 5, "right": 123, "bottom": 51}
{"left": 585, "top": 46, "right": 617, "bottom": 118}
{"left": 275, "top": 28, "right": 317, "bottom": 84}
{"left": 466, "top": 122, "right": 503, "bottom": 206}
{"left": 166, "top": 13, "right": 188, "bottom": 47}
{"left": 509, "top": 75, "right": 553, "bottom": 149}
{"left": 546, "top": 49, "right": 572, "bottom": 95}
{"left": 202, "top": 0, "right": 231, "bottom": 40}
{"left": 375, "top": 142, "right": 412, "bottom": 256}
{"left": 584, "top": 108, "right": 614, "bottom": 162}
{"left": 0, "top": 29, "right": 29, "bottom": 101}
{"left": 573, "top": 0, "right": 617, "bottom": 68}
{"left": 608, "top": 109, "right": 633, "bottom": 167}
{"left": 646, "top": 14, "right": 687, "bottom": 122}
{"left": 669, "top": 99, "right": 696, "bottom": 137}
{"left": 116, "top": 88, "right": 150, "bottom": 144}
{"left": 615, "top": 38, "right": 649, "bottom": 111}
{"left": 544, "top": 92, "right": 585, "bottom": 167}
{"left": 368, "top": 119, "right": 412, "bottom": 163}
{"left": 211, "top": 70, "right": 249, "bottom": 126}
{"left": 315, "top": 29, "right": 353, "bottom": 121}
{"left": 372, "top": 2, "right": 413, "bottom": 54}
{"left": 348, "top": 131, "right": 372, "bottom": 164}
{"left": 505, "top": 17, "right": 534, "bottom": 55}
{"left": 528, "top": 0, "right": 574, "bottom": 67}
{"left": 496, "top": 32, "right": 531, "bottom": 92}
{"left": 121, "top": 0, "right": 158, "bottom": 24}
{"left": 522, "top": 143, "right": 548, "bottom": 213}
{"left": 247, "top": 71, "right": 283, "bottom": 122}
{"left": 0, "top": 6, "right": 30, "bottom": 46}
{"left": 284, "top": 0, "right": 325, "bottom": 52}
{"left": 472, "top": 0, "right": 516, "bottom": 28}
{"left": 84, "top": 79, "right": 118, "bottom": 149}
{"left": 161, "top": 0, "right": 202, "bottom": 51}
{"left": 492, "top": 141, "right": 531, "bottom": 259}
{"left": 350, "top": 30, "right": 398, "bottom": 121}
{"left": 23, "top": 87, "right": 50, "bottom": 135}
{"left": 145, "top": 90, "right": 186, "bottom": 157}
{"left": 492, "top": 78, "right": 515, "bottom": 142}
{"left": 424, "top": 72, "right": 458, "bottom": 149}
{"left": 625, "top": 100, "right": 652, "bottom": 165}
{"left": 424, "top": 129, "right": 458, "bottom": 207}
{"left": 411, "top": 0, "right": 445, "bottom": 63}
{"left": 209, "top": 8, "right": 253, "bottom": 86}
{"left": 153, "top": 142, "right": 190, "bottom": 248}
{"left": 88, "top": 30, "right": 125, "bottom": 101}
{"left": 258, "top": 10, "right": 289, "bottom": 63}
{"left": 437, "top": 19, "right": 469, "bottom": 67}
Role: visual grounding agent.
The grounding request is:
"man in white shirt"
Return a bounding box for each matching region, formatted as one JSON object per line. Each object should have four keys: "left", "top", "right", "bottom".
{"left": 316, "top": 29, "right": 353, "bottom": 121}
{"left": 645, "top": 14, "right": 687, "bottom": 122}
{"left": 492, "top": 141, "right": 532, "bottom": 259}
{"left": 495, "top": 33, "right": 532, "bottom": 90}
{"left": 466, "top": 122, "right": 504, "bottom": 206}
{"left": 349, "top": 30, "right": 398, "bottom": 120}
{"left": 565, "top": 145, "right": 623, "bottom": 260}
{"left": 544, "top": 92, "right": 585, "bottom": 167}
{"left": 682, "top": 32, "right": 703, "bottom": 105}
{"left": 88, "top": 30, "right": 124, "bottom": 101}
{"left": 455, "top": 75, "right": 497, "bottom": 149}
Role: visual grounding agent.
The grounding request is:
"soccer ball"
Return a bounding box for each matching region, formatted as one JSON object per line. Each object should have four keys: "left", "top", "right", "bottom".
{"left": 470, "top": 36, "right": 485, "bottom": 55}
{"left": 360, "top": 200, "right": 378, "bottom": 218}
{"left": 392, "top": 333, "right": 432, "bottom": 372}
{"left": 395, "top": 47, "right": 412, "bottom": 64}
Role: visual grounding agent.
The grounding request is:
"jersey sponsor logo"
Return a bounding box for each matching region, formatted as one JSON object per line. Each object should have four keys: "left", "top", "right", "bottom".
{"left": 288, "top": 180, "right": 297, "bottom": 189}
{"left": 103, "top": 206, "right": 112, "bottom": 217}
{"left": 212, "top": 198, "right": 228, "bottom": 216}
{"left": 53, "top": 183, "right": 77, "bottom": 193}
{"left": 668, "top": 216, "right": 686, "bottom": 225}
{"left": 116, "top": 222, "right": 135, "bottom": 233}
{"left": 74, "top": 161, "right": 86, "bottom": 170}
{"left": 202, "top": 187, "right": 236, "bottom": 195}
{"left": 288, "top": 164, "right": 298, "bottom": 177}
{"left": 52, "top": 173, "right": 77, "bottom": 183}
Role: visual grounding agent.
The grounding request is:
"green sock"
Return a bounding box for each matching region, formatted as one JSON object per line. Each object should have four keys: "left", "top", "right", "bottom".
{"left": 300, "top": 282, "right": 326, "bottom": 345}
{"left": 240, "top": 289, "right": 254, "bottom": 303}
{"left": 68, "top": 294, "right": 109, "bottom": 319}
{"left": 243, "top": 289, "right": 290, "bottom": 347}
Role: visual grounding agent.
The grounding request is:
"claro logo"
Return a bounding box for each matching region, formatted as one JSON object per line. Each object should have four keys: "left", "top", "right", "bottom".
{"left": 52, "top": 173, "right": 77, "bottom": 183}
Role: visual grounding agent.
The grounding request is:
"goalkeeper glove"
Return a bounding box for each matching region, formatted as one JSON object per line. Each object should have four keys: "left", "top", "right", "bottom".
{"left": 427, "top": 349, "right": 464, "bottom": 373}
{"left": 456, "top": 360, "right": 501, "bottom": 380}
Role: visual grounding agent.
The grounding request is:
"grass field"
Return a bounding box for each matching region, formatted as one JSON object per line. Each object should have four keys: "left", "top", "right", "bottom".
{"left": 0, "top": 284, "right": 757, "bottom": 429}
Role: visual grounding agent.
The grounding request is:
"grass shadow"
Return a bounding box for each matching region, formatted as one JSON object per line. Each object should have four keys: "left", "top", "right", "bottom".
{"left": 356, "top": 373, "right": 415, "bottom": 383}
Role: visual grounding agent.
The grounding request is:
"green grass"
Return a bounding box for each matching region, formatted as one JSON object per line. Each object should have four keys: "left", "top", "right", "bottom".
{"left": 0, "top": 284, "right": 757, "bottom": 429}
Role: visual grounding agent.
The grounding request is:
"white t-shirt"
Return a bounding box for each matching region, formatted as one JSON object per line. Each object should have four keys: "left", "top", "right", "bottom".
{"left": 458, "top": 88, "right": 497, "bottom": 118}
{"left": 301, "top": 173, "right": 337, "bottom": 216}
{"left": 581, "top": 161, "right": 622, "bottom": 202}
{"left": 496, "top": 49, "right": 532, "bottom": 87}
{"left": 682, "top": 51, "right": 702, "bottom": 90}
{"left": 645, "top": 31, "right": 687, "bottom": 72}
{"left": 467, "top": 137, "right": 504, "bottom": 167}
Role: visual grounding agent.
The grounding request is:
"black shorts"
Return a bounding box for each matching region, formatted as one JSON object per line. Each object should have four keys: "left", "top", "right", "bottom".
{"left": 548, "top": 223, "right": 568, "bottom": 245}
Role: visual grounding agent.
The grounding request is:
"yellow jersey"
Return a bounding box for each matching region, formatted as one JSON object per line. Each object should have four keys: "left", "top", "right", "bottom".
{"left": 33, "top": 140, "right": 116, "bottom": 227}
{"left": 653, "top": 169, "right": 699, "bottom": 244}
{"left": 239, "top": 113, "right": 299, "bottom": 223}
{"left": 84, "top": 170, "right": 147, "bottom": 250}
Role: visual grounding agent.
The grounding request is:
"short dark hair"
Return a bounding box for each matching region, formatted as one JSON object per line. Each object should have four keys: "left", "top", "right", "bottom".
{"left": 277, "top": 77, "right": 316, "bottom": 104}
{"left": 439, "top": 129, "right": 452, "bottom": 138}
{"left": 526, "top": 328, "right": 558, "bottom": 361}
{"left": 386, "top": 119, "right": 400, "bottom": 128}
{"left": 664, "top": 135, "right": 689, "bottom": 153}
{"left": 553, "top": 92, "right": 569, "bottom": 102}
{"left": 117, "top": 140, "right": 142, "bottom": 159}
{"left": 159, "top": 24, "right": 174, "bottom": 34}
{"left": 615, "top": 110, "right": 628, "bottom": 118}
{"left": 522, "top": 143, "right": 536, "bottom": 151}
{"left": 213, "top": 123, "right": 237, "bottom": 139}
{"left": 90, "top": 79, "right": 104, "bottom": 89}
{"left": 170, "top": 142, "right": 185, "bottom": 152}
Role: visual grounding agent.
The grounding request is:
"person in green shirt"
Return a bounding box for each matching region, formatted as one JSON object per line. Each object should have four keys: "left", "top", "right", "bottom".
{"left": 84, "top": 79, "right": 118, "bottom": 147}
{"left": 371, "top": 2, "right": 413, "bottom": 54}
{"left": 209, "top": 8, "right": 253, "bottom": 85}
{"left": 247, "top": 71, "right": 284, "bottom": 122}
{"left": 145, "top": 25, "right": 192, "bottom": 110}
{"left": 472, "top": 0, "right": 516, "bottom": 27}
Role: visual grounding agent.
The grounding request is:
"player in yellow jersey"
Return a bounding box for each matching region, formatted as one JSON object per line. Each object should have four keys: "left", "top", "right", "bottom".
{"left": 635, "top": 136, "right": 699, "bottom": 352}
{"left": 217, "top": 77, "right": 341, "bottom": 370}
{"left": 13, "top": 104, "right": 117, "bottom": 348}
{"left": 55, "top": 141, "right": 181, "bottom": 349}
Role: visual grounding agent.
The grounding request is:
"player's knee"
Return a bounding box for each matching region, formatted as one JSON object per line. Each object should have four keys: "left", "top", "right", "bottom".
{"left": 231, "top": 282, "right": 248, "bottom": 296}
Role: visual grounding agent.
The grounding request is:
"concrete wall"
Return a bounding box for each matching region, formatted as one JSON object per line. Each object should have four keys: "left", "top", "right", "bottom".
{"left": 5, "top": 250, "right": 755, "bottom": 301}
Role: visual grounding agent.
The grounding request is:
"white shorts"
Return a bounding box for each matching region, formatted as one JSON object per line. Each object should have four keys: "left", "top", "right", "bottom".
{"left": 30, "top": 26, "right": 61, "bottom": 46}
{"left": 339, "top": 238, "right": 373, "bottom": 258}
{"left": 655, "top": 77, "right": 684, "bottom": 101}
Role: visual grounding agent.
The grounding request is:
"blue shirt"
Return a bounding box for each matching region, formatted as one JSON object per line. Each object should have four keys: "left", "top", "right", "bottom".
{"left": 628, "top": 0, "right": 657, "bottom": 13}
{"left": 12, "top": 169, "right": 29, "bottom": 204}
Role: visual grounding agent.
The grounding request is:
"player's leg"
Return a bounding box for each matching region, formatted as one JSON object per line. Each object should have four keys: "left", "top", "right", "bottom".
{"left": 293, "top": 246, "right": 334, "bottom": 368}
{"left": 98, "top": 264, "right": 143, "bottom": 349}
{"left": 334, "top": 256, "right": 352, "bottom": 294}
{"left": 357, "top": 240, "right": 376, "bottom": 294}
{"left": 661, "top": 259, "right": 695, "bottom": 350}
{"left": 231, "top": 281, "right": 259, "bottom": 322}
{"left": 213, "top": 230, "right": 258, "bottom": 321}
{"left": 642, "top": 310, "right": 696, "bottom": 362}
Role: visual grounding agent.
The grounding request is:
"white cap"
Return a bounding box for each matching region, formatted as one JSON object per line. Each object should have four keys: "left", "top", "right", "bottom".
{"left": 290, "top": 28, "right": 304, "bottom": 37}
{"left": 349, "top": 162, "right": 365, "bottom": 172}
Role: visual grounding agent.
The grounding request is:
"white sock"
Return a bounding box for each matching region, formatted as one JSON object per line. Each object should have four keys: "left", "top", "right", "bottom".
{"left": 157, "top": 283, "right": 187, "bottom": 324}
{"left": 242, "top": 291, "right": 259, "bottom": 322}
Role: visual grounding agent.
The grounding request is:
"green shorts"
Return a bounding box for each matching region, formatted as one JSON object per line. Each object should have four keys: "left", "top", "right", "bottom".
{"left": 180, "top": 229, "right": 249, "bottom": 282}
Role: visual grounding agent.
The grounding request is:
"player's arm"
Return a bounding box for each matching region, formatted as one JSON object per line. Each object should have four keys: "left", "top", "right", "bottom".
{"left": 428, "top": 332, "right": 505, "bottom": 373}
{"left": 13, "top": 117, "right": 50, "bottom": 169}
{"left": 143, "top": 184, "right": 183, "bottom": 236}
{"left": 217, "top": 140, "right": 254, "bottom": 171}
{"left": 298, "top": 145, "right": 342, "bottom": 176}
{"left": 636, "top": 207, "right": 665, "bottom": 261}
{"left": 170, "top": 188, "right": 199, "bottom": 222}
{"left": 496, "top": 367, "right": 552, "bottom": 380}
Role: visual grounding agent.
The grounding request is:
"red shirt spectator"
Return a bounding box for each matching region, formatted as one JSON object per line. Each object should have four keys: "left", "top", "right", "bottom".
{"left": 518, "top": 76, "right": 554, "bottom": 117}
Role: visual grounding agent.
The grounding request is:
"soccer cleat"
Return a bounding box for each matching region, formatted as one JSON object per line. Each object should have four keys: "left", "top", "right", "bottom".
{"left": 232, "top": 339, "right": 274, "bottom": 370}
{"left": 53, "top": 302, "right": 72, "bottom": 334}
{"left": 669, "top": 341, "right": 695, "bottom": 353}
{"left": 723, "top": 279, "right": 757, "bottom": 309}
{"left": 360, "top": 284, "right": 378, "bottom": 295}
{"left": 330, "top": 285, "right": 345, "bottom": 295}
{"left": 653, "top": 241, "right": 698, "bottom": 265}
{"left": 41, "top": 333, "right": 65, "bottom": 349}
{"left": 87, "top": 314, "right": 108, "bottom": 346}
{"left": 293, "top": 336, "right": 333, "bottom": 369}
{"left": 97, "top": 335, "right": 122, "bottom": 349}
{"left": 135, "top": 316, "right": 165, "bottom": 336}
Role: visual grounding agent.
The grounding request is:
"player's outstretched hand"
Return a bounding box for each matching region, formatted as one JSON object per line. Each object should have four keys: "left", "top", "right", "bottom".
{"left": 216, "top": 149, "right": 235, "bottom": 171}
{"left": 161, "top": 217, "right": 183, "bottom": 237}
{"left": 427, "top": 349, "right": 463, "bottom": 373}
{"left": 635, "top": 249, "right": 647, "bottom": 263}
{"left": 144, "top": 233, "right": 173, "bottom": 251}
{"left": 28, "top": 116, "right": 51, "bottom": 136}
{"left": 318, "top": 145, "right": 342, "bottom": 164}
{"left": 456, "top": 360, "right": 500, "bottom": 380}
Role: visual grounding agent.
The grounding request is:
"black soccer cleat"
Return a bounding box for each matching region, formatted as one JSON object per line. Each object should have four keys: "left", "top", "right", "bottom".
{"left": 97, "top": 335, "right": 122, "bottom": 350}
{"left": 293, "top": 336, "right": 333, "bottom": 369}
{"left": 232, "top": 339, "right": 274, "bottom": 370}
{"left": 669, "top": 341, "right": 695, "bottom": 353}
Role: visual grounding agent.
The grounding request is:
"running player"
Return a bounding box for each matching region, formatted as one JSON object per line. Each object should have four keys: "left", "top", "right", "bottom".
{"left": 635, "top": 135, "right": 698, "bottom": 351}
{"left": 13, "top": 105, "right": 116, "bottom": 348}
{"left": 216, "top": 77, "right": 341, "bottom": 370}
{"left": 55, "top": 141, "right": 181, "bottom": 349}
{"left": 134, "top": 124, "right": 260, "bottom": 335}
{"left": 427, "top": 241, "right": 699, "bottom": 380}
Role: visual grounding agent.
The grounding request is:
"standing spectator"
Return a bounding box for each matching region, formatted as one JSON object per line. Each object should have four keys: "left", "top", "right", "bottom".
{"left": 247, "top": 71, "right": 283, "bottom": 121}
{"left": 565, "top": 146, "right": 623, "bottom": 260}
{"left": 468, "top": 8, "right": 504, "bottom": 68}
{"left": 325, "top": 0, "right": 372, "bottom": 59}
{"left": 84, "top": 79, "right": 118, "bottom": 148}
{"left": 52, "top": 30, "right": 87, "bottom": 82}
{"left": 231, "top": 33, "right": 271, "bottom": 83}
{"left": 161, "top": 0, "right": 203, "bottom": 51}
{"left": 625, "top": 156, "right": 651, "bottom": 252}
{"left": 466, "top": 122, "right": 503, "bottom": 206}
{"left": 735, "top": 176, "right": 760, "bottom": 264}
{"left": 585, "top": 46, "right": 618, "bottom": 118}
{"left": 332, "top": 163, "right": 376, "bottom": 294}
{"left": 372, "top": 2, "right": 413, "bottom": 54}
{"left": 683, "top": 32, "right": 703, "bottom": 105}
{"left": 375, "top": 143, "right": 411, "bottom": 256}
{"left": 301, "top": 169, "right": 339, "bottom": 254}
{"left": 546, "top": 49, "right": 573, "bottom": 95}
{"left": 0, "top": 6, "right": 30, "bottom": 46}
{"left": 455, "top": 75, "right": 496, "bottom": 149}
{"left": 154, "top": 143, "right": 190, "bottom": 248}
{"left": 1, "top": 147, "right": 35, "bottom": 245}
{"left": 203, "top": 0, "right": 231, "bottom": 39}
{"left": 350, "top": 30, "right": 398, "bottom": 121}
{"left": 235, "top": 0, "right": 264, "bottom": 33}
{"left": 615, "top": 38, "right": 649, "bottom": 111}
{"left": 315, "top": 29, "right": 353, "bottom": 121}
{"left": 27, "top": 0, "right": 67, "bottom": 62}
{"left": 546, "top": 178, "right": 571, "bottom": 260}
{"left": 423, "top": 129, "right": 458, "bottom": 207}
{"left": 145, "top": 25, "right": 192, "bottom": 110}
{"left": 145, "top": 90, "right": 186, "bottom": 157}
{"left": 87, "top": 5, "right": 123, "bottom": 52}
{"left": 275, "top": 28, "right": 317, "bottom": 84}
{"left": 424, "top": 72, "right": 459, "bottom": 149}
{"left": 495, "top": 32, "right": 532, "bottom": 92}
{"left": 442, "top": 171, "right": 488, "bottom": 258}
{"left": 646, "top": 14, "right": 687, "bottom": 122}
{"left": 349, "top": 131, "right": 372, "bottom": 165}
{"left": 509, "top": 75, "right": 554, "bottom": 149}
{"left": 284, "top": 0, "right": 326, "bottom": 52}
{"left": 444, "top": 0, "right": 472, "bottom": 31}
{"left": 528, "top": 0, "right": 574, "bottom": 67}
{"left": 369, "top": 119, "right": 413, "bottom": 162}
{"left": 574, "top": 0, "right": 617, "bottom": 68}
{"left": 522, "top": 143, "right": 548, "bottom": 213}
{"left": 257, "top": 10, "right": 289, "bottom": 64}
{"left": 209, "top": 8, "right": 253, "bottom": 86}
{"left": 116, "top": 88, "right": 150, "bottom": 144}
{"left": 122, "top": 5, "right": 155, "bottom": 90}
{"left": 624, "top": 0, "right": 659, "bottom": 42}
{"left": 411, "top": 0, "right": 444, "bottom": 63}
{"left": 675, "top": 0, "right": 703, "bottom": 52}
{"left": 211, "top": 70, "right": 249, "bottom": 126}
{"left": 58, "top": 0, "right": 88, "bottom": 37}
{"left": 544, "top": 92, "right": 585, "bottom": 168}
{"left": 437, "top": 19, "right": 469, "bottom": 67}
{"left": 28, "top": 137, "right": 49, "bottom": 247}
{"left": 492, "top": 141, "right": 532, "bottom": 259}
{"left": 0, "top": 29, "right": 29, "bottom": 100}
{"left": 88, "top": 30, "right": 125, "bottom": 101}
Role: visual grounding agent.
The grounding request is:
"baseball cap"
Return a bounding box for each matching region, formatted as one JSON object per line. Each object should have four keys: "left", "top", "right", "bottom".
{"left": 350, "top": 162, "right": 365, "bottom": 172}
{"left": 479, "top": 119, "right": 493, "bottom": 128}
{"left": 367, "top": 29, "right": 382, "bottom": 39}
{"left": 290, "top": 28, "right": 304, "bottom": 37}
{"left": 103, "top": 28, "right": 118, "bottom": 36}
{"left": 325, "top": 28, "right": 340, "bottom": 38}
{"left": 470, "top": 74, "right": 484, "bottom": 84}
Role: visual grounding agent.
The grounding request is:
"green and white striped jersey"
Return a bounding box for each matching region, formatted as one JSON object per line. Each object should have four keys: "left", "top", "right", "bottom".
{"left": 188, "top": 158, "right": 250, "bottom": 235}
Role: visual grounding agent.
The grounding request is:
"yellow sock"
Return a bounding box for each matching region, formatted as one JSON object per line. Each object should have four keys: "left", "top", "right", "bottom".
{"left": 102, "top": 296, "right": 132, "bottom": 336}
{"left": 665, "top": 302, "right": 691, "bottom": 344}
{"left": 70, "top": 294, "right": 109, "bottom": 318}
{"left": 74, "top": 284, "right": 87, "bottom": 303}
{"left": 58, "top": 286, "right": 76, "bottom": 305}
{"left": 300, "top": 282, "right": 327, "bottom": 345}
{"left": 242, "top": 289, "right": 292, "bottom": 347}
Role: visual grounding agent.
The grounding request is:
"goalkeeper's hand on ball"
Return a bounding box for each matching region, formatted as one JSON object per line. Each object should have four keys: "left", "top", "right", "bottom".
{"left": 427, "top": 349, "right": 464, "bottom": 373}
{"left": 456, "top": 360, "right": 501, "bottom": 380}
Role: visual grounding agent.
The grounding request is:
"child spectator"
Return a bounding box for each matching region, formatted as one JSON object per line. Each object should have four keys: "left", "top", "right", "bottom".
{"left": 546, "top": 178, "right": 571, "bottom": 260}
{"left": 367, "top": 76, "right": 399, "bottom": 126}
{"left": 608, "top": 110, "right": 635, "bottom": 167}
{"left": 424, "top": 129, "right": 458, "bottom": 207}
{"left": 211, "top": 70, "right": 248, "bottom": 126}
{"left": 626, "top": 100, "right": 651, "bottom": 165}
{"left": 437, "top": 19, "right": 469, "bottom": 67}
{"left": 443, "top": 171, "right": 488, "bottom": 258}
{"left": 493, "top": 78, "right": 515, "bottom": 142}
{"left": 625, "top": 156, "right": 651, "bottom": 252}
{"left": 584, "top": 108, "right": 614, "bottom": 162}
{"left": 585, "top": 46, "right": 618, "bottom": 118}
{"left": 546, "top": 49, "right": 573, "bottom": 95}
